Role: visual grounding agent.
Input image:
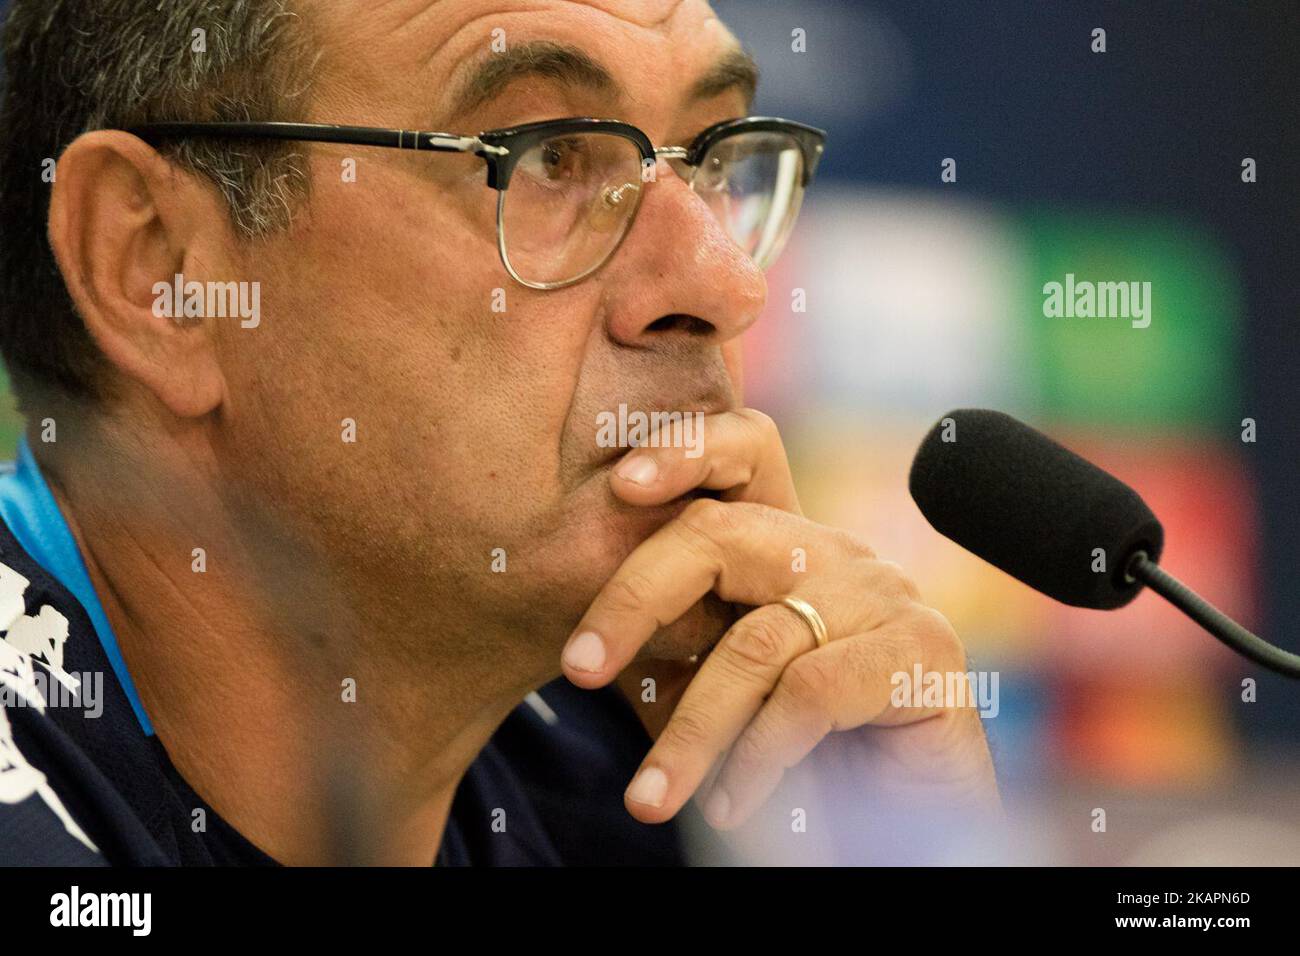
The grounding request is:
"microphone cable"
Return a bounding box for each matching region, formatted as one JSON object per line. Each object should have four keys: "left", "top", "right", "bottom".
{"left": 1125, "top": 550, "right": 1300, "bottom": 678}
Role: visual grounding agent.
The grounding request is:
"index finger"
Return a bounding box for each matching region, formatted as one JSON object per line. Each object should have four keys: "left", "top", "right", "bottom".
{"left": 609, "top": 408, "right": 801, "bottom": 513}
{"left": 560, "top": 499, "right": 876, "bottom": 687}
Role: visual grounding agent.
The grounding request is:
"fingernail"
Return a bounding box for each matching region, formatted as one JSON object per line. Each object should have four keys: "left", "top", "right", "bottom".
{"left": 614, "top": 454, "right": 658, "bottom": 486}
{"left": 626, "top": 766, "right": 669, "bottom": 808}
{"left": 563, "top": 630, "right": 606, "bottom": 673}
{"left": 704, "top": 787, "right": 731, "bottom": 828}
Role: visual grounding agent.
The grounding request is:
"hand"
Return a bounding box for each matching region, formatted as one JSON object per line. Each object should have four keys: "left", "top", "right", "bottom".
{"left": 562, "top": 409, "right": 1000, "bottom": 832}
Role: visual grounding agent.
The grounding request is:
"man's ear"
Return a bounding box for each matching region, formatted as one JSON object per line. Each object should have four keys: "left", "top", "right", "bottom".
{"left": 47, "top": 130, "right": 232, "bottom": 418}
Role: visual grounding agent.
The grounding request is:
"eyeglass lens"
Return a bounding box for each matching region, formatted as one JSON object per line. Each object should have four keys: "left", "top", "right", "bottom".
{"left": 499, "top": 128, "right": 809, "bottom": 287}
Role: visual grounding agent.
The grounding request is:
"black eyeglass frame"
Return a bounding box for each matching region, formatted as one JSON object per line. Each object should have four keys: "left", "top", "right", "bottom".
{"left": 126, "top": 115, "right": 827, "bottom": 288}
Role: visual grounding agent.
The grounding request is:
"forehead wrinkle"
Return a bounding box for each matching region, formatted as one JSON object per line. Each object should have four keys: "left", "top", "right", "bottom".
{"left": 409, "top": 0, "right": 708, "bottom": 73}
{"left": 339, "top": 1, "right": 741, "bottom": 126}
{"left": 374, "top": 0, "right": 451, "bottom": 36}
{"left": 410, "top": 1, "right": 667, "bottom": 74}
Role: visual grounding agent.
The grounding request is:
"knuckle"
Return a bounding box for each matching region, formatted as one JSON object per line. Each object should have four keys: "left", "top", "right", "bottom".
{"left": 911, "top": 605, "right": 967, "bottom": 672}
{"left": 782, "top": 651, "right": 837, "bottom": 707}
{"left": 676, "top": 497, "right": 729, "bottom": 542}
{"left": 832, "top": 526, "right": 877, "bottom": 562}
{"left": 680, "top": 495, "right": 724, "bottom": 525}
{"left": 845, "top": 638, "right": 899, "bottom": 697}
{"left": 736, "top": 408, "right": 780, "bottom": 444}
{"left": 659, "top": 705, "right": 716, "bottom": 754}
{"left": 876, "top": 559, "right": 922, "bottom": 604}
{"left": 601, "top": 569, "right": 655, "bottom": 616}
{"left": 722, "top": 612, "right": 792, "bottom": 673}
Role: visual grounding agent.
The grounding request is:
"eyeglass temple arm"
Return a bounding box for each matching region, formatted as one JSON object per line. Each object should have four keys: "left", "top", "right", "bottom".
{"left": 125, "top": 121, "right": 508, "bottom": 157}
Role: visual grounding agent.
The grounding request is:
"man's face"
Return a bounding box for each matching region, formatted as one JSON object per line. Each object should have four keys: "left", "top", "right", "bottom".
{"left": 215, "top": 0, "right": 766, "bottom": 664}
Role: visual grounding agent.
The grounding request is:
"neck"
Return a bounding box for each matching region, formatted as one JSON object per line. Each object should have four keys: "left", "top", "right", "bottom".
{"left": 41, "top": 435, "right": 553, "bottom": 866}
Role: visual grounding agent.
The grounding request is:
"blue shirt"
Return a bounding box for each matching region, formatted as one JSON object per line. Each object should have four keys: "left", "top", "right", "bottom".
{"left": 0, "top": 438, "right": 685, "bottom": 865}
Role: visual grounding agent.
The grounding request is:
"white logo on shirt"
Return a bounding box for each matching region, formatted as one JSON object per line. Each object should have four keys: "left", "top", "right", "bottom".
{"left": 0, "top": 559, "right": 98, "bottom": 852}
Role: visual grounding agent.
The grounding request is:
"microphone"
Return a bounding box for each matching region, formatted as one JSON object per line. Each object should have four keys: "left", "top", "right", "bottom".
{"left": 908, "top": 408, "right": 1300, "bottom": 678}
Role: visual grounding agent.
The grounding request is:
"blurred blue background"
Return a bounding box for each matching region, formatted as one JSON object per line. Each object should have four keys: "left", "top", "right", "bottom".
{"left": 706, "top": 0, "right": 1299, "bottom": 862}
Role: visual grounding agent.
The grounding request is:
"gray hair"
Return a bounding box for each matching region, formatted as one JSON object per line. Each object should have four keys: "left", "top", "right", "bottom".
{"left": 0, "top": 0, "right": 319, "bottom": 400}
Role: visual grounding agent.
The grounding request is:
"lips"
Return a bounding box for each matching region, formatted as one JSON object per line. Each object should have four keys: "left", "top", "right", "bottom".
{"left": 588, "top": 396, "right": 731, "bottom": 473}
{"left": 596, "top": 443, "right": 635, "bottom": 470}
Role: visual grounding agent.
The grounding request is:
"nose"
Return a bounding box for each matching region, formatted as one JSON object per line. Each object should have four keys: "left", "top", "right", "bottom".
{"left": 598, "top": 158, "right": 767, "bottom": 349}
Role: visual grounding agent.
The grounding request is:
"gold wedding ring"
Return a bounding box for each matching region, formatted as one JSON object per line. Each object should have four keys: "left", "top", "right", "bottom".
{"left": 779, "top": 596, "right": 829, "bottom": 650}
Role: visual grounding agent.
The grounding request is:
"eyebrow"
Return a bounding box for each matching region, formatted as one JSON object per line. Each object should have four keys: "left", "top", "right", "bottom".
{"left": 446, "top": 40, "right": 760, "bottom": 123}
{"left": 687, "top": 46, "right": 760, "bottom": 109}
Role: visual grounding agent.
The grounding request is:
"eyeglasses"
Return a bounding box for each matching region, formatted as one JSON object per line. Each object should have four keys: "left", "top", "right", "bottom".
{"left": 126, "top": 116, "right": 826, "bottom": 290}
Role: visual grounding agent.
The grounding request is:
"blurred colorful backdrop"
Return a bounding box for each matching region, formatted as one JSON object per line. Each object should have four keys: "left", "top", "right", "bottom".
{"left": 712, "top": 0, "right": 1300, "bottom": 863}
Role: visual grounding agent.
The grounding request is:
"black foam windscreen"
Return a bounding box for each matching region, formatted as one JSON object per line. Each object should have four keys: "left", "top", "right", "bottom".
{"left": 908, "top": 409, "right": 1164, "bottom": 610}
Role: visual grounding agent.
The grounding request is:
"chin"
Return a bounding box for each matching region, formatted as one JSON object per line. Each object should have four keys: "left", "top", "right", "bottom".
{"left": 507, "top": 482, "right": 736, "bottom": 658}
{"left": 635, "top": 593, "right": 740, "bottom": 662}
